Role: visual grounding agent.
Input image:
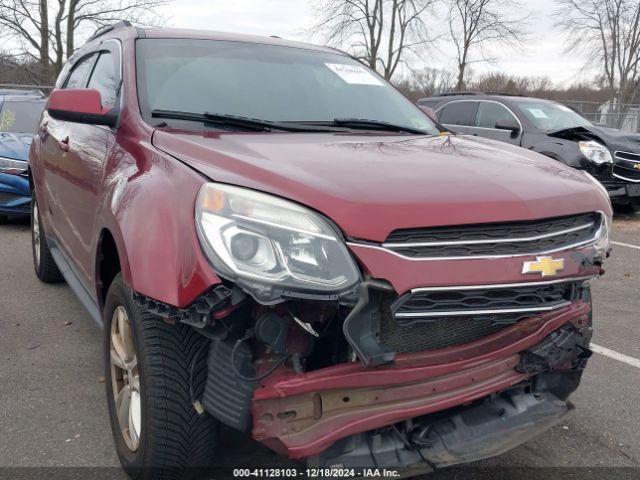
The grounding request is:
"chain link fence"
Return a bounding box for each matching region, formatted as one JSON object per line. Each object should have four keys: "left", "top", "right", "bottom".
{"left": 565, "top": 100, "right": 640, "bottom": 133}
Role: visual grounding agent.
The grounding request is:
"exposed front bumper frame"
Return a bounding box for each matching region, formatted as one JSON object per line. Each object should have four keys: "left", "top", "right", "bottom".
{"left": 252, "top": 302, "right": 591, "bottom": 459}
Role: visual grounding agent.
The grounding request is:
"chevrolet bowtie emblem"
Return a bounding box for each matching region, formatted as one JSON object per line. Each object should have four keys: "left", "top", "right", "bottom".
{"left": 522, "top": 256, "right": 565, "bottom": 277}
{"left": 634, "top": 163, "right": 640, "bottom": 170}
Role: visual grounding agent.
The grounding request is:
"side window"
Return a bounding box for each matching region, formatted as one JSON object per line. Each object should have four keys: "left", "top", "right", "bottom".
{"left": 476, "top": 102, "right": 519, "bottom": 128}
{"left": 64, "top": 55, "right": 96, "bottom": 89}
{"left": 87, "top": 51, "right": 120, "bottom": 108}
{"left": 438, "top": 102, "right": 478, "bottom": 126}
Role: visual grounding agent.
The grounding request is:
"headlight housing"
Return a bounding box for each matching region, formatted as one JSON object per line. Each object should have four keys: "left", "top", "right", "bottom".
{"left": 578, "top": 140, "right": 612, "bottom": 165}
{"left": 0, "top": 156, "right": 27, "bottom": 175}
{"left": 196, "top": 183, "right": 361, "bottom": 303}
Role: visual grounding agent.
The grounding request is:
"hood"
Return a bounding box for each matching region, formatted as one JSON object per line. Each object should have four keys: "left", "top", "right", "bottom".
{"left": 548, "top": 124, "right": 640, "bottom": 153}
{"left": 0, "top": 132, "right": 33, "bottom": 161}
{"left": 152, "top": 130, "right": 611, "bottom": 242}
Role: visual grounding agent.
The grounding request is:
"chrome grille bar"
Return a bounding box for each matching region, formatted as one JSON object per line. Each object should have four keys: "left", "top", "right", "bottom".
{"left": 382, "top": 222, "right": 593, "bottom": 248}
{"left": 394, "top": 302, "right": 571, "bottom": 318}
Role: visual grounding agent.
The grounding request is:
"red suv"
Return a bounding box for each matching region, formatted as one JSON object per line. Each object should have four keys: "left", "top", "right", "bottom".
{"left": 30, "top": 22, "right": 612, "bottom": 478}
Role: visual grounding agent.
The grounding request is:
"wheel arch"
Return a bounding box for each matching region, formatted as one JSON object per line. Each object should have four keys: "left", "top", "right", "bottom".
{"left": 96, "top": 226, "right": 129, "bottom": 311}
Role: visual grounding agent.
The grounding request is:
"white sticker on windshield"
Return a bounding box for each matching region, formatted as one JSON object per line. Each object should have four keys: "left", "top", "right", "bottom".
{"left": 528, "top": 108, "right": 549, "bottom": 119}
{"left": 325, "top": 63, "right": 384, "bottom": 86}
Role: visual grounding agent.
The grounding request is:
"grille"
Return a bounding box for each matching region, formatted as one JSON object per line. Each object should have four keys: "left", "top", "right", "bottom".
{"left": 380, "top": 280, "right": 579, "bottom": 353}
{"left": 393, "top": 282, "right": 574, "bottom": 319}
{"left": 613, "top": 152, "right": 640, "bottom": 182}
{"left": 615, "top": 151, "right": 640, "bottom": 162}
{"left": 380, "top": 315, "right": 509, "bottom": 353}
{"left": 383, "top": 213, "right": 599, "bottom": 258}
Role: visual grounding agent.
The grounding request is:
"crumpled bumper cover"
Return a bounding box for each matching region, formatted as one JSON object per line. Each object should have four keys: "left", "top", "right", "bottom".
{"left": 252, "top": 302, "right": 591, "bottom": 459}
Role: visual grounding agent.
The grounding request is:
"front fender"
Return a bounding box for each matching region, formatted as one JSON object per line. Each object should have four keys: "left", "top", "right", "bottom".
{"left": 104, "top": 132, "right": 221, "bottom": 308}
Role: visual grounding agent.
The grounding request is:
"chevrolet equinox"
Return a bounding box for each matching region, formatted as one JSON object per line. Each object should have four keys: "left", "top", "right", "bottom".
{"left": 29, "top": 22, "right": 613, "bottom": 478}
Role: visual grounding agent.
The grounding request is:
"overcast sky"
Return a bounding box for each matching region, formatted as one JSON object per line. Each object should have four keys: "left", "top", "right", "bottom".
{"left": 157, "top": 0, "right": 588, "bottom": 86}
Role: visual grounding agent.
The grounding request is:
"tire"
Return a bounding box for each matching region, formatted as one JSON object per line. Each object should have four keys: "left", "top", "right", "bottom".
{"left": 31, "top": 198, "right": 63, "bottom": 283}
{"left": 0, "top": 215, "right": 8, "bottom": 224}
{"left": 104, "top": 273, "right": 218, "bottom": 480}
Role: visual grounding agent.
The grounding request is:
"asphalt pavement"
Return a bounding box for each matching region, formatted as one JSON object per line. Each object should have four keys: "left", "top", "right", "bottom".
{"left": 0, "top": 212, "right": 638, "bottom": 480}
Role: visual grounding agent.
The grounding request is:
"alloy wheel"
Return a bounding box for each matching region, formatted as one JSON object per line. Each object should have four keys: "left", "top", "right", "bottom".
{"left": 110, "top": 306, "right": 142, "bottom": 452}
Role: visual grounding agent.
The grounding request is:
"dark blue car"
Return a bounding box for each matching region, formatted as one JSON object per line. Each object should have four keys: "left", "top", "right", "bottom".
{"left": 0, "top": 94, "right": 46, "bottom": 222}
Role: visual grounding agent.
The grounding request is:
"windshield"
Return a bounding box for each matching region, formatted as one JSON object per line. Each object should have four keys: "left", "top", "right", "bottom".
{"left": 135, "top": 39, "right": 438, "bottom": 134}
{"left": 0, "top": 99, "right": 45, "bottom": 133}
{"left": 514, "top": 101, "right": 591, "bottom": 131}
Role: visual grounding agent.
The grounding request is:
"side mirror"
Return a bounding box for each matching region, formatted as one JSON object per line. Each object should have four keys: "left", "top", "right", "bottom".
{"left": 494, "top": 119, "right": 520, "bottom": 134}
{"left": 48, "top": 88, "right": 118, "bottom": 127}
{"left": 418, "top": 105, "right": 438, "bottom": 123}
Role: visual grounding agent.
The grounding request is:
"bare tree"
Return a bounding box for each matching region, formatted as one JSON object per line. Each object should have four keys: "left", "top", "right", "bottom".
{"left": 66, "top": 0, "right": 167, "bottom": 57}
{"left": 311, "top": 0, "right": 437, "bottom": 80}
{"left": 557, "top": 0, "right": 640, "bottom": 128}
{"left": 394, "top": 67, "right": 456, "bottom": 99}
{"left": 446, "top": 0, "right": 529, "bottom": 91}
{"left": 0, "top": 0, "right": 169, "bottom": 82}
{"left": 471, "top": 71, "right": 552, "bottom": 94}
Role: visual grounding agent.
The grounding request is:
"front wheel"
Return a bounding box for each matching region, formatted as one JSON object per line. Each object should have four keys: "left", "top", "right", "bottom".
{"left": 104, "top": 274, "right": 218, "bottom": 479}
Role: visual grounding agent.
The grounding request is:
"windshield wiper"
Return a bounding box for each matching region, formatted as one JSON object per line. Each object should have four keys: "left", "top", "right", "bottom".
{"left": 330, "top": 118, "right": 427, "bottom": 134}
{"left": 151, "top": 110, "right": 340, "bottom": 132}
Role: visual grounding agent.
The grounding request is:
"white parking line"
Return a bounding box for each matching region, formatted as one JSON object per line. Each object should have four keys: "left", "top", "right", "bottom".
{"left": 591, "top": 343, "right": 640, "bottom": 369}
{"left": 612, "top": 240, "right": 640, "bottom": 251}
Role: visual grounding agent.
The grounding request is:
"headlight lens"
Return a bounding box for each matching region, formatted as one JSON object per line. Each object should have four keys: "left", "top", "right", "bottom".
{"left": 0, "top": 156, "right": 27, "bottom": 174}
{"left": 578, "top": 140, "right": 612, "bottom": 164}
{"left": 196, "top": 183, "right": 360, "bottom": 303}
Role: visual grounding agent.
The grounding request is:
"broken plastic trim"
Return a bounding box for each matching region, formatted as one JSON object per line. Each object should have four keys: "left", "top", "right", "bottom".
{"left": 342, "top": 279, "right": 396, "bottom": 367}
{"left": 132, "top": 284, "right": 242, "bottom": 329}
{"left": 313, "top": 388, "right": 571, "bottom": 473}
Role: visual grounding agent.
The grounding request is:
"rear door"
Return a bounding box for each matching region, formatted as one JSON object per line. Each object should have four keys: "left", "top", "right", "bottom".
{"left": 41, "top": 42, "right": 121, "bottom": 285}
{"left": 436, "top": 101, "right": 479, "bottom": 134}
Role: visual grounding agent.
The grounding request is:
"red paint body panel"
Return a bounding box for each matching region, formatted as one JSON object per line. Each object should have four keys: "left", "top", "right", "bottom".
{"left": 152, "top": 130, "right": 612, "bottom": 242}
{"left": 253, "top": 302, "right": 590, "bottom": 458}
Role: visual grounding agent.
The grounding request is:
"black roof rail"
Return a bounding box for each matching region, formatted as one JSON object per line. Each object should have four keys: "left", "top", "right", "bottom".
{"left": 88, "top": 20, "right": 133, "bottom": 42}
{"left": 437, "top": 91, "right": 484, "bottom": 97}
{"left": 484, "top": 91, "right": 525, "bottom": 97}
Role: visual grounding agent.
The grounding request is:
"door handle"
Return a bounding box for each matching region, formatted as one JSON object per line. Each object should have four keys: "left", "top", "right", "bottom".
{"left": 58, "top": 136, "right": 70, "bottom": 152}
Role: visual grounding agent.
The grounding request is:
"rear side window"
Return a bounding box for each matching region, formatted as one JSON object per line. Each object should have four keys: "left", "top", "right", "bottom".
{"left": 64, "top": 55, "right": 95, "bottom": 89}
{"left": 476, "top": 102, "right": 518, "bottom": 128}
{"left": 438, "top": 101, "right": 478, "bottom": 126}
{"left": 87, "top": 52, "right": 120, "bottom": 108}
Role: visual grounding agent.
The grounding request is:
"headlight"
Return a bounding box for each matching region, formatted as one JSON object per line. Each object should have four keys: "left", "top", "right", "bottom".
{"left": 594, "top": 213, "right": 612, "bottom": 260}
{"left": 0, "top": 156, "right": 27, "bottom": 174}
{"left": 196, "top": 183, "right": 361, "bottom": 303}
{"left": 578, "top": 140, "right": 612, "bottom": 164}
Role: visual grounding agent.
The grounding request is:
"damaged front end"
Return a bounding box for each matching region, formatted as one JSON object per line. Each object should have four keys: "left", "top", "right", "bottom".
{"left": 144, "top": 274, "right": 595, "bottom": 474}
{"left": 172, "top": 183, "right": 608, "bottom": 473}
